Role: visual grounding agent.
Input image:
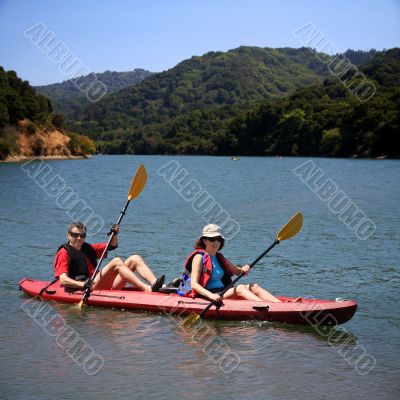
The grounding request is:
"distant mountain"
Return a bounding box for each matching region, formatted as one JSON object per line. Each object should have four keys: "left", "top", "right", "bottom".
{"left": 35, "top": 68, "right": 153, "bottom": 119}
{"left": 71, "top": 46, "right": 332, "bottom": 154}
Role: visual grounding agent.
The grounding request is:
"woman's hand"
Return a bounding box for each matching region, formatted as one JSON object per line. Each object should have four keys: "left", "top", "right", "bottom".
{"left": 241, "top": 264, "right": 250, "bottom": 274}
{"left": 209, "top": 293, "right": 222, "bottom": 302}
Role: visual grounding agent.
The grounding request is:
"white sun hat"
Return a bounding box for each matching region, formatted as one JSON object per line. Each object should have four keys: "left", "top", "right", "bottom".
{"left": 201, "top": 224, "right": 225, "bottom": 239}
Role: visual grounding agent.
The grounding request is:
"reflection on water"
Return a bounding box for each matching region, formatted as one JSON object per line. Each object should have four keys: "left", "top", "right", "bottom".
{"left": 239, "top": 320, "right": 358, "bottom": 344}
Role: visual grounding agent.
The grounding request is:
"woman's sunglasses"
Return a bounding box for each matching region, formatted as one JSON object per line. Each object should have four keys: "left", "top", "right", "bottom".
{"left": 205, "top": 236, "right": 222, "bottom": 242}
{"left": 69, "top": 232, "right": 86, "bottom": 239}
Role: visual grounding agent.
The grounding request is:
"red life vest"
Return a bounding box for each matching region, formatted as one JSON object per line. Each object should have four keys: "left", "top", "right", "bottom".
{"left": 178, "top": 250, "right": 232, "bottom": 297}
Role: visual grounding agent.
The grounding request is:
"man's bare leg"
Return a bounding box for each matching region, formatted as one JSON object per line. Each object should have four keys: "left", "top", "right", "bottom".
{"left": 124, "top": 255, "right": 158, "bottom": 285}
{"left": 93, "top": 257, "right": 151, "bottom": 291}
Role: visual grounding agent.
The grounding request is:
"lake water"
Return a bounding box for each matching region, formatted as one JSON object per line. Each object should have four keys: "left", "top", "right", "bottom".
{"left": 0, "top": 155, "right": 399, "bottom": 399}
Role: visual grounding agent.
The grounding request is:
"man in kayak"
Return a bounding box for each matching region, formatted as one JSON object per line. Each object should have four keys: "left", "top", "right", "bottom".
{"left": 54, "top": 221, "right": 165, "bottom": 292}
{"left": 178, "top": 224, "right": 281, "bottom": 302}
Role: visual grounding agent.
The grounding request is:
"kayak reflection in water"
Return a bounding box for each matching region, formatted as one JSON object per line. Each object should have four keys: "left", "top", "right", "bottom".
{"left": 178, "top": 224, "right": 281, "bottom": 302}
{"left": 54, "top": 221, "right": 165, "bottom": 292}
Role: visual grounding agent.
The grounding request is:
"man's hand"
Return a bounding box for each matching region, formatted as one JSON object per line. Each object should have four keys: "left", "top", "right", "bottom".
{"left": 83, "top": 278, "right": 93, "bottom": 291}
{"left": 107, "top": 223, "right": 120, "bottom": 236}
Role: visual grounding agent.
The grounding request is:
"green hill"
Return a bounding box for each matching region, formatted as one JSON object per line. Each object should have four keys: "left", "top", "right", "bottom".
{"left": 0, "top": 67, "right": 52, "bottom": 126}
{"left": 35, "top": 68, "right": 152, "bottom": 119}
{"left": 40, "top": 46, "right": 397, "bottom": 158}
{"left": 0, "top": 67, "right": 96, "bottom": 160}
{"left": 228, "top": 48, "right": 400, "bottom": 158}
{"left": 342, "top": 49, "right": 378, "bottom": 66}
{"left": 71, "top": 46, "right": 332, "bottom": 154}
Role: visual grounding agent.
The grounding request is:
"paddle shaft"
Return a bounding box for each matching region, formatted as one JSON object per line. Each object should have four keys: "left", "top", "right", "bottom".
{"left": 80, "top": 199, "right": 131, "bottom": 303}
{"left": 198, "top": 239, "right": 280, "bottom": 318}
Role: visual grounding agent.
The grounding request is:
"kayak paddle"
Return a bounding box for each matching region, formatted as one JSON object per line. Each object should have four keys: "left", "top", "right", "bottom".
{"left": 77, "top": 164, "right": 148, "bottom": 309}
{"left": 180, "top": 212, "right": 303, "bottom": 326}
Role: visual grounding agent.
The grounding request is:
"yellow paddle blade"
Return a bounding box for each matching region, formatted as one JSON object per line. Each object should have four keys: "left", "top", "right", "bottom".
{"left": 180, "top": 312, "right": 201, "bottom": 327}
{"left": 276, "top": 212, "right": 303, "bottom": 242}
{"left": 77, "top": 300, "right": 84, "bottom": 309}
{"left": 128, "top": 164, "right": 147, "bottom": 201}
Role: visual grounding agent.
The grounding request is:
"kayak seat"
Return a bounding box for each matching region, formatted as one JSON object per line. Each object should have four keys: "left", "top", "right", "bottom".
{"left": 158, "top": 277, "right": 181, "bottom": 294}
{"left": 159, "top": 287, "right": 179, "bottom": 294}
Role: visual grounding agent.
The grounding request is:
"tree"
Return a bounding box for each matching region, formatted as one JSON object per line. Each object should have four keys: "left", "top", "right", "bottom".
{"left": 321, "top": 128, "right": 342, "bottom": 156}
{"left": 51, "top": 113, "right": 66, "bottom": 130}
{"left": 0, "top": 100, "right": 8, "bottom": 126}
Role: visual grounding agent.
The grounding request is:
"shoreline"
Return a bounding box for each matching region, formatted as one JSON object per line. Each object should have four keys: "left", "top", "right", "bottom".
{"left": 1, "top": 153, "right": 397, "bottom": 163}
{"left": 1, "top": 154, "right": 91, "bottom": 163}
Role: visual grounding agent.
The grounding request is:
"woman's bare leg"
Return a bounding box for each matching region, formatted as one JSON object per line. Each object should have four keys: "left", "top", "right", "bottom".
{"left": 222, "top": 283, "right": 281, "bottom": 302}
{"left": 245, "top": 283, "right": 281, "bottom": 302}
{"left": 222, "top": 284, "right": 263, "bottom": 301}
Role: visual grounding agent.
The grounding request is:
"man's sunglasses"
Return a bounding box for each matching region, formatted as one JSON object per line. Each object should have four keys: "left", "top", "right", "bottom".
{"left": 69, "top": 232, "right": 86, "bottom": 239}
{"left": 205, "top": 236, "right": 222, "bottom": 242}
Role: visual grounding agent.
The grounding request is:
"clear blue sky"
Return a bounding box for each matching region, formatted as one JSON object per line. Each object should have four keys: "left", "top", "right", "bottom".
{"left": 1, "top": 0, "right": 399, "bottom": 85}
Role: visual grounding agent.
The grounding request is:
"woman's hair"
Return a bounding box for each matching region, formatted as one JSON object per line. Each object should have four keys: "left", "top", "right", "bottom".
{"left": 194, "top": 236, "right": 225, "bottom": 250}
{"left": 68, "top": 221, "right": 86, "bottom": 233}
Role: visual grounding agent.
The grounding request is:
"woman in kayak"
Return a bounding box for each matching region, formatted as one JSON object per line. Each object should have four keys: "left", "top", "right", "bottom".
{"left": 54, "top": 221, "right": 165, "bottom": 292}
{"left": 178, "top": 224, "right": 281, "bottom": 302}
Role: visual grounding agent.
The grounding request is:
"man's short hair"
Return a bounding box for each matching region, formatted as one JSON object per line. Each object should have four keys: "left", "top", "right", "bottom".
{"left": 68, "top": 221, "right": 86, "bottom": 233}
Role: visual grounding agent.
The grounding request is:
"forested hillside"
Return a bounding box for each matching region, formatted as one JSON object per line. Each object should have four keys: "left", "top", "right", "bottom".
{"left": 22, "top": 47, "right": 398, "bottom": 158}
{"left": 0, "top": 67, "right": 52, "bottom": 126}
{"left": 228, "top": 48, "right": 400, "bottom": 157}
{"left": 342, "top": 49, "right": 378, "bottom": 66}
{"left": 0, "top": 67, "right": 95, "bottom": 160}
{"left": 35, "top": 68, "right": 152, "bottom": 119}
{"left": 71, "top": 46, "right": 331, "bottom": 154}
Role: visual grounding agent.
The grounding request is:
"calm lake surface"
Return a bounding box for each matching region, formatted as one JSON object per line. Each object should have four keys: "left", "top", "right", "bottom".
{"left": 0, "top": 155, "right": 399, "bottom": 399}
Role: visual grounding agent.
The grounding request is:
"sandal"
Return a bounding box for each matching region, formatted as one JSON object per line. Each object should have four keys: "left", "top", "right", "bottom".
{"left": 151, "top": 275, "right": 166, "bottom": 292}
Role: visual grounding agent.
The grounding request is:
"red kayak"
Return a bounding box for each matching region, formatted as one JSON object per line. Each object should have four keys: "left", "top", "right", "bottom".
{"left": 19, "top": 278, "right": 357, "bottom": 326}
